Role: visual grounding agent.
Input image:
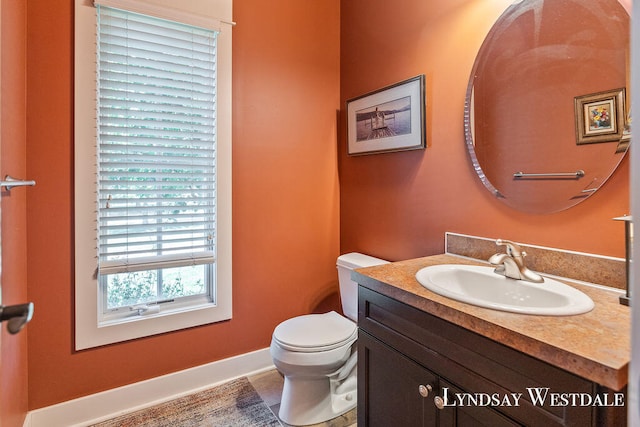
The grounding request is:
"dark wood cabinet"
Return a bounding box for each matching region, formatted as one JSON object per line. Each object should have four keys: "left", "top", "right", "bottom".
{"left": 357, "top": 286, "right": 626, "bottom": 427}
{"left": 438, "top": 380, "right": 521, "bottom": 427}
{"left": 359, "top": 330, "right": 438, "bottom": 427}
{"left": 359, "top": 331, "right": 518, "bottom": 426}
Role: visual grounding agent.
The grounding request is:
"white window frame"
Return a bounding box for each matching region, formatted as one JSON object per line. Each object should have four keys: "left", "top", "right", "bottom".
{"left": 74, "top": 0, "right": 233, "bottom": 350}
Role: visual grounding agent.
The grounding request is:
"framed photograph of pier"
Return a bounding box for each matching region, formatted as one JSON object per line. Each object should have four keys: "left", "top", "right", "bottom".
{"left": 347, "top": 75, "right": 425, "bottom": 155}
{"left": 574, "top": 88, "right": 626, "bottom": 145}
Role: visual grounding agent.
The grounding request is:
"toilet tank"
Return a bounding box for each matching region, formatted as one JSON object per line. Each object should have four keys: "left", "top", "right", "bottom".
{"left": 336, "top": 253, "right": 389, "bottom": 322}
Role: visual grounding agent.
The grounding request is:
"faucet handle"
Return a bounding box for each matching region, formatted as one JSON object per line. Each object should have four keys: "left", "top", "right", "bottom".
{"left": 496, "top": 239, "right": 524, "bottom": 257}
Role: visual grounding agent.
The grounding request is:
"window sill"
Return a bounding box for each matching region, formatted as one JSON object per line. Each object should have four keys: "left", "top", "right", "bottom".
{"left": 77, "top": 295, "right": 231, "bottom": 350}
{"left": 98, "top": 301, "right": 219, "bottom": 328}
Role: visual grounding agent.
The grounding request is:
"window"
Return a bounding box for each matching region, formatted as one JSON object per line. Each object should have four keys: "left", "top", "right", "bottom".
{"left": 75, "top": 0, "right": 233, "bottom": 350}
{"left": 96, "top": 6, "right": 217, "bottom": 321}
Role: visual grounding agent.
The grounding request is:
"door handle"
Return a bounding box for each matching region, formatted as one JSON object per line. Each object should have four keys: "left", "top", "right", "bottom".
{"left": 0, "top": 302, "right": 34, "bottom": 334}
{"left": 0, "top": 175, "right": 36, "bottom": 191}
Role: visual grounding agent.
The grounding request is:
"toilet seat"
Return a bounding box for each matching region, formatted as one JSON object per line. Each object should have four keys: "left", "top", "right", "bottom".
{"left": 273, "top": 311, "right": 356, "bottom": 353}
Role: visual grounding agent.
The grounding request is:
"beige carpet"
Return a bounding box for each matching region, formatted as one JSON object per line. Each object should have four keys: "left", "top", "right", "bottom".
{"left": 91, "top": 377, "right": 282, "bottom": 427}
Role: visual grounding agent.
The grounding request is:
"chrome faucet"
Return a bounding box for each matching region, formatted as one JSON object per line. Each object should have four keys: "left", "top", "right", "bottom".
{"left": 488, "top": 239, "right": 544, "bottom": 283}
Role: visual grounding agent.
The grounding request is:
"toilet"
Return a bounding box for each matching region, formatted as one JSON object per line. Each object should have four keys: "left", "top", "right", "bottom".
{"left": 270, "top": 252, "right": 389, "bottom": 426}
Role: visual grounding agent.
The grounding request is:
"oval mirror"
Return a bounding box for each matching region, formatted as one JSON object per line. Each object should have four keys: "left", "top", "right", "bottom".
{"left": 464, "top": 0, "right": 630, "bottom": 214}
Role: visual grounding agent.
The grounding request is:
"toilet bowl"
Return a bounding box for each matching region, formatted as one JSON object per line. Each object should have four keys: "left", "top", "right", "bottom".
{"left": 270, "top": 253, "right": 388, "bottom": 426}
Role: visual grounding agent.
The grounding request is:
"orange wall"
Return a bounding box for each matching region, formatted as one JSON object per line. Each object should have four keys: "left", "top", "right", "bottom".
{"left": 1, "top": 2, "right": 29, "bottom": 425}
{"left": 26, "top": 0, "right": 340, "bottom": 409}
{"left": 339, "top": 0, "right": 629, "bottom": 262}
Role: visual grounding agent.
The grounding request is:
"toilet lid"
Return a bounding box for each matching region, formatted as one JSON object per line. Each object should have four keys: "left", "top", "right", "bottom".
{"left": 273, "top": 311, "right": 357, "bottom": 352}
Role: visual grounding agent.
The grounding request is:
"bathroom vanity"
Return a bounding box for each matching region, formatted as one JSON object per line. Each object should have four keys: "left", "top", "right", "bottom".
{"left": 354, "top": 255, "right": 629, "bottom": 426}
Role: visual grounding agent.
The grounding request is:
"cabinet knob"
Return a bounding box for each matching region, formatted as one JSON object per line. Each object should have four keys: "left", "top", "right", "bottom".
{"left": 434, "top": 395, "right": 445, "bottom": 410}
{"left": 418, "top": 384, "right": 432, "bottom": 397}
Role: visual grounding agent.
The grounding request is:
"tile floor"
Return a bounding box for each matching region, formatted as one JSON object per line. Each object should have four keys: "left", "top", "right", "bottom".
{"left": 248, "top": 369, "right": 357, "bottom": 427}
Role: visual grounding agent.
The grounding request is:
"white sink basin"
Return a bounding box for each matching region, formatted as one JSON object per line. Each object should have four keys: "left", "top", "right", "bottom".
{"left": 415, "top": 264, "right": 594, "bottom": 316}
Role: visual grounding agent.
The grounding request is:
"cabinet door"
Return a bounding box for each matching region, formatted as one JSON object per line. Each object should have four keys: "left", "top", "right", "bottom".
{"left": 359, "top": 331, "right": 438, "bottom": 427}
{"left": 437, "top": 381, "right": 522, "bottom": 427}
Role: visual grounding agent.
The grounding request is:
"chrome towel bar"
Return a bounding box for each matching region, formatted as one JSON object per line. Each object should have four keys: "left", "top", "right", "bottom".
{"left": 0, "top": 175, "right": 36, "bottom": 191}
{"left": 513, "top": 170, "right": 585, "bottom": 179}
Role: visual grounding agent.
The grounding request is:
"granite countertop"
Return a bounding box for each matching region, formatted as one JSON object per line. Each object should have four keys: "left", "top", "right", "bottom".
{"left": 353, "top": 254, "right": 630, "bottom": 391}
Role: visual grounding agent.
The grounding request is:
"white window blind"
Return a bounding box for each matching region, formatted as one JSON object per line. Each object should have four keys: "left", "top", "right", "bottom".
{"left": 96, "top": 6, "right": 218, "bottom": 276}
{"left": 93, "top": 0, "right": 224, "bottom": 32}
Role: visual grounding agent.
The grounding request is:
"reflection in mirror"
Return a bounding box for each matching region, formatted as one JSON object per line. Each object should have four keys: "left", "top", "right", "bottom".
{"left": 465, "top": 0, "right": 629, "bottom": 214}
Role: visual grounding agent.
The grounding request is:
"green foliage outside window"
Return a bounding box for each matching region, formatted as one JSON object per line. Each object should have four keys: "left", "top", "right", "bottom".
{"left": 106, "top": 266, "right": 206, "bottom": 309}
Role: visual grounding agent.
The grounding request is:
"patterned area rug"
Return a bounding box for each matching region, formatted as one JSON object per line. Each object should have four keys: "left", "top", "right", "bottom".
{"left": 91, "top": 377, "right": 282, "bottom": 427}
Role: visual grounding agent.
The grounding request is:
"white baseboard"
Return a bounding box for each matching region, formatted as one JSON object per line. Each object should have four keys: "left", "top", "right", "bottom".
{"left": 25, "top": 348, "right": 275, "bottom": 427}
